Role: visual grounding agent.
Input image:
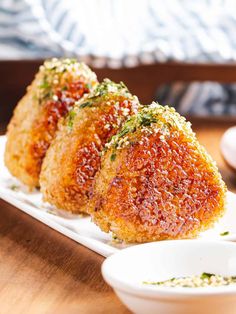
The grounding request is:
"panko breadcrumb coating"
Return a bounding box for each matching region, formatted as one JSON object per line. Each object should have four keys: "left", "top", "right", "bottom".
{"left": 39, "top": 79, "right": 140, "bottom": 213}
{"left": 4, "top": 58, "right": 98, "bottom": 188}
{"left": 88, "top": 103, "right": 227, "bottom": 242}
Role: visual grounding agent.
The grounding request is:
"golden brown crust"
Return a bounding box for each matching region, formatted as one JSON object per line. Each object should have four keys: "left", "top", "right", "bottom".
{"left": 88, "top": 103, "right": 227, "bottom": 242}
{"left": 39, "top": 80, "right": 140, "bottom": 213}
{"left": 4, "top": 58, "right": 97, "bottom": 188}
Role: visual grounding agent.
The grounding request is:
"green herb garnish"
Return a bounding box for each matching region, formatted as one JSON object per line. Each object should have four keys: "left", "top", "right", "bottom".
{"left": 200, "top": 272, "right": 214, "bottom": 279}
{"left": 80, "top": 101, "right": 93, "bottom": 108}
{"left": 220, "top": 231, "right": 229, "bottom": 236}
{"left": 117, "top": 127, "right": 130, "bottom": 138}
{"left": 39, "top": 80, "right": 50, "bottom": 89}
{"left": 139, "top": 113, "right": 157, "bottom": 126}
{"left": 104, "top": 103, "right": 190, "bottom": 154}
{"left": 85, "top": 83, "right": 92, "bottom": 90}
{"left": 10, "top": 184, "right": 20, "bottom": 191}
{"left": 67, "top": 110, "right": 76, "bottom": 129}
{"left": 86, "top": 79, "right": 131, "bottom": 101}
{"left": 110, "top": 152, "right": 116, "bottom": 161}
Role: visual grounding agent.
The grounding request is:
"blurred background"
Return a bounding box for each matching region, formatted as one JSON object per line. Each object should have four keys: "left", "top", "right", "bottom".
{"left": 1, "top": 0, "right": 236, "bottom": 128}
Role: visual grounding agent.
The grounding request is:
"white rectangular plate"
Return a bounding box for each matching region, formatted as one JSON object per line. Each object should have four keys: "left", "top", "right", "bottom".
{"left": 0, "top": 135, "right": 236, "bottom": 257}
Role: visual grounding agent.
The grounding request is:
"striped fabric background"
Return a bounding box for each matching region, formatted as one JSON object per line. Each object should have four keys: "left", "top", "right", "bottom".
{"left": 156, "top": 82, "right": 236, "bottom": 116}
{"left": 1, "top": 0, "right": 236, "bottom": 115}
{"left": 1, "top": 0, "right": 236, "bottom": 65}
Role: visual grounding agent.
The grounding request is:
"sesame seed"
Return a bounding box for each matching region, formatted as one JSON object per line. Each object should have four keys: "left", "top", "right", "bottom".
{"left": 143, "top": 273, "right": 236, "bottom": 288}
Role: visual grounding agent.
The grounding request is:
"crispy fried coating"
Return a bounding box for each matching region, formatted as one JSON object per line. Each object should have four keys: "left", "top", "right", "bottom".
{"left": 39, "top": 79, "right": 140, "bottom": 213}
{"left": 4, "top": 58, "right": 98, "bottom": 188}
{"left": 88, "top": 103, "right": 227, "bottom": 242}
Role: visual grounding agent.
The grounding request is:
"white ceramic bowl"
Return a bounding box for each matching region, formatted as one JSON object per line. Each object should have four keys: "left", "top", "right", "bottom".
{"left": 221, "top": 126, "right": 236, "bottom": 170}
{"left": 102, "top": 240, "right": 236, "bottom": 314}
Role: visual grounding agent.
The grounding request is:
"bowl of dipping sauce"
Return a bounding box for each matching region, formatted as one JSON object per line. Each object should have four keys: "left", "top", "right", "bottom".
{"left": 102, "top": 240, "right": 236, "bottom": 314}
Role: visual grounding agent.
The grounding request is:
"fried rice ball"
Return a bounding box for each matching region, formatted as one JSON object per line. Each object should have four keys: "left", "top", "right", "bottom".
{"left": 4, "top": 58, "right": 98, "bottom": 188}
{"left": 88, "top": 103, "right": 227, "bottom": 243}
{"left": 39, "top": 79, "right": 140, "bottom": 213}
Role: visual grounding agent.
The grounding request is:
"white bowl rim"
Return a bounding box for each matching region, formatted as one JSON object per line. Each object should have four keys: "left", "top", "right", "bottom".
{"left": 102, "top": 240, "right": 236, "bottom": 299}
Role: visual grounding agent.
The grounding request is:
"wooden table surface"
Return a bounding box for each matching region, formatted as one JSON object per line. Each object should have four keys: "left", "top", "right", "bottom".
{"left": 0, "top": 117, "right": 236, "bottom": 314}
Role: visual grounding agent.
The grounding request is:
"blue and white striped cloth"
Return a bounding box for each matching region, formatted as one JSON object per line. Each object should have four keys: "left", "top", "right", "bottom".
{"left": 1, "top": 0, "right": 236, "bottom": 66}
{"left": 156, "top": 82, "right": 236, "bottom": 116}
{"left": 1, "top": 0, "right": 236, "bottom": 115}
